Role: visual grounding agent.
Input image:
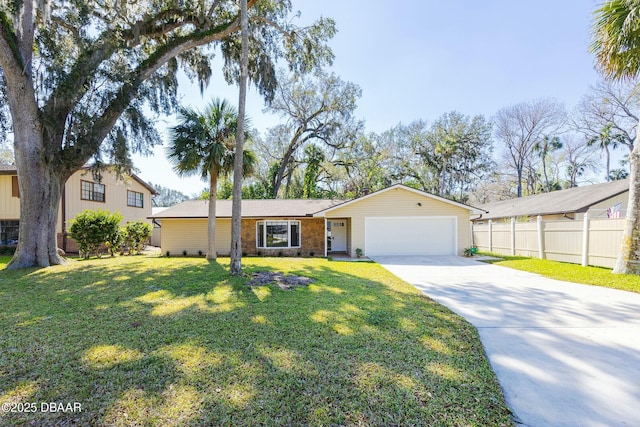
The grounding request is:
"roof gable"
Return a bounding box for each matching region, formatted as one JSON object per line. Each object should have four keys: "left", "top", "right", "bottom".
{"left": 314, "top": 184, "right": 486, "bottom": 216}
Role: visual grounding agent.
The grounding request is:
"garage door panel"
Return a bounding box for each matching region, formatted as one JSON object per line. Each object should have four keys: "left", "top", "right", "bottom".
{"left": 365, "top": 217, "right": 456, "bottom": 256}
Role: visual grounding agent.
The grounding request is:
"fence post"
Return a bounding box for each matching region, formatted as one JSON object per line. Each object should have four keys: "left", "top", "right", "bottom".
{"left": 510, "top": 217, "right": 516, "bottom": 256}
{"left": 582, "top": 213, "right": 589, "bottom": 267}
{"left": 537, "top": 215, "right": 545, "bottom": 259}
{"left": 488, "top": 219, "right": 493, "bottom": 252}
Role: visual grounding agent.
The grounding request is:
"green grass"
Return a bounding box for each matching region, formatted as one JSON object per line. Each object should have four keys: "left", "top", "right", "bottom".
{"left": 478, "top": 253, "right": 640, "bottom": 294}
{"left": 0, "top": 256, "right": 512, "bottom": 426}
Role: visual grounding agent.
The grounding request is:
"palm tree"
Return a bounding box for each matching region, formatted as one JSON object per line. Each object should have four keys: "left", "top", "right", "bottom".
{"left": 587, "top": 124, "right": 622, "bottom": 181}
{"left": 591, "top": 0, "right": 640, "bottom": 274}
{"left": 230, "top": 0, "right": 250, "bottom": 276}
{"left": 534, "top": 135, "right": 563, "bottom": 192}
{"left": 168, "top": 98, "right": 255, "bottom": 260}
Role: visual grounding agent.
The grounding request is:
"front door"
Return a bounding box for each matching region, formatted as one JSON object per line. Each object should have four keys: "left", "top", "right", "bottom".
{"left": 328, "top": 220, "right": 347, "bottom": 252}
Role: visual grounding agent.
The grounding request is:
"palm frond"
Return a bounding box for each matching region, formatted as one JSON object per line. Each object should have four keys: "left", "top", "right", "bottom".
{"left": 591, "top": 0, "right": 640, "bottom": 80}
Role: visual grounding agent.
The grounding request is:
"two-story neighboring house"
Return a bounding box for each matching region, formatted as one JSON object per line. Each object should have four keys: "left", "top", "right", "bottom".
{"left": 0, "top": 164, "right": 157, "bottom": 252}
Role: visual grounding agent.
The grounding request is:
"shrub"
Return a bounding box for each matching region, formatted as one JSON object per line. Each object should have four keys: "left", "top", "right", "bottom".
{"left": 69, "top": 210, "right": 122, "bottom": 259}
{"left": 0, "top": 245, "right": 16, "bottom": 256}
{"left": 355, "top": 248, "right": 363, "bottom": 258}
{"left": 463, "top": 247, "right": 476, "bottom": 257}
{"left": 124, "top": 221, "right": 153, "bottom": 255}
{"left": 106, "top": 228, "right": 126, "bottom": 257}
{"left": 183, "top": 250, "right": 187, "bottom": 256}
{"left": 166, "top": 251, "right": 170, "bottom": 257}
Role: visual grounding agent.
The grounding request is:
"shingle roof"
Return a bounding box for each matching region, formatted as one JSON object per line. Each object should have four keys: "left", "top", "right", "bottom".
{"left": 150, "top": 198, "right": 347, "bottom": 219}
{"left": 0, "top": 164, "right": 16, "bottom": 173}
{"left": 478, "top": 179, "right": 629, "bottom": 220}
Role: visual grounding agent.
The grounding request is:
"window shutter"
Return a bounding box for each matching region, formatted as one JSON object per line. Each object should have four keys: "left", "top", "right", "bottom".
{"left": 11, "top": 176, "right": 19, "bottom": 198}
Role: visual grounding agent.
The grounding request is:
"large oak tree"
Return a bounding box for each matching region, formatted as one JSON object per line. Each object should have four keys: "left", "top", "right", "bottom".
{"left": 0, "top": 0, "right": 334, "bottom": 268}
{"left": 264, "top": 70, "right": 361, "bottom": 198}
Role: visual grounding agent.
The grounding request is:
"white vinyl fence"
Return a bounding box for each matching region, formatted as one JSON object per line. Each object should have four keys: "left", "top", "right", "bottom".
{"left": 472, "top": 216, "right": 625, "bottom": 268}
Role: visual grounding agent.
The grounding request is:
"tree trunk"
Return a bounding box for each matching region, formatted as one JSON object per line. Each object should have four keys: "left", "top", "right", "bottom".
{"left": 230, "top": 0, "right": 249, "bottom": 275}
{"left": 271, "top": 133, "right": 305, "bottom": 198}
{"left": 542, "top": 155, "right": 550, "bottom": 192}
{"left": 605, "top": 145, "right": 611, "bottom": 182}
{"left": 516, "top": 167, "right": 523, "bottom": 198}
{"left": 7, "top": 131, "right": 66, "bottom": 269}
{"left": 613, "top": 121, "right": 640, "bottom": 274}
{"left": 207, "top": 167, "right": 218, "bottom": 260}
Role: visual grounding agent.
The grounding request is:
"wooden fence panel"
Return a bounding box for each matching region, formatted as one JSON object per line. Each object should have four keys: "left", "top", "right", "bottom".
{"left": 588, "top": 219, "right": 625, "bottom": 268}
{"left": 491, "top": 222, "right": 512, "bottom": 253}
{"left": 473, "top": 224, "right": 490, "bottom": 251}
{"left": 471, "top": 217, "right": 625, "bottom": 269}
{"left": 543, "top": 220, "right": 583, "bottom": 264}
{"left": 514, "top": 222, "right": 538, "bottom": 257}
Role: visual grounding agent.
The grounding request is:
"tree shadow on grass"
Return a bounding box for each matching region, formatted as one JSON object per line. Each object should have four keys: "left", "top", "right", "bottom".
{"left": 0, "top": 257, "right": 513, "bottom": 426}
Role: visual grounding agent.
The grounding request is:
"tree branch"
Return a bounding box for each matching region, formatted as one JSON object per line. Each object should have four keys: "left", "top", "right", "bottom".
{"left": 81, "top": 19, "right": 242, "bottom": 162}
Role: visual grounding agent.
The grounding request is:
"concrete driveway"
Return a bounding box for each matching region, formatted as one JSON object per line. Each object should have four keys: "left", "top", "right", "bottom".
{"left": 373, "top": 255, "right": 640, "bottom": 427}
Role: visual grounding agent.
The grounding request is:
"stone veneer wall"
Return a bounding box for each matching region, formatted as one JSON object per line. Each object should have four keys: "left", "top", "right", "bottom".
{"left": 241, "top": 218, "right": 325, "bottom": 256}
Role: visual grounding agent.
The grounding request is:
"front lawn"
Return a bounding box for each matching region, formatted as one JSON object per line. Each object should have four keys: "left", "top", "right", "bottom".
{"left": 479, "top": 253, "right": 640, "bottom": 294}
{"left": 0, "top": 256, "right": 512, "bottom": 426}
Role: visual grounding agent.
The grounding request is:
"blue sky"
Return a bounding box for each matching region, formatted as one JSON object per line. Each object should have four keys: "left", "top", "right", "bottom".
{"left": 133, "top": 0, "right": 604, "bottom": 196}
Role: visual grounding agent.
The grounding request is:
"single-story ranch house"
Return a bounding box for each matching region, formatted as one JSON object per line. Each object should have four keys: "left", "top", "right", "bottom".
{"left": 150, "top": 184, "right": 484, "bottom": 258}
{"left": 473, "top": 179, "right": 629, "bottom": 223}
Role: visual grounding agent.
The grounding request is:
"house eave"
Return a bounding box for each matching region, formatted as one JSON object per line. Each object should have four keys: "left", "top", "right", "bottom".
{"left": 148, "top": 215, "right": 323, "bottom": 220}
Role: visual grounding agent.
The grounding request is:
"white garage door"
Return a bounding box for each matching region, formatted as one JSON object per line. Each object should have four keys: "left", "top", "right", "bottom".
{"left": 365, "top": 217, "right": 456, "bottom": 256}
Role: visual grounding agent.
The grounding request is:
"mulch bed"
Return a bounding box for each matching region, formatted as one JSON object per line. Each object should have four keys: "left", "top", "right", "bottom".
{"left": 247, "top": 271, "right": 315, "bottom": 290}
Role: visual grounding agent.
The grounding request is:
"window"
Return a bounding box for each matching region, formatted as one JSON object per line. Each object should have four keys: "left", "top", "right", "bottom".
{"left": 81, "top": 180, "right": 105, "bottom": 202}
{"left": 0, "top": 220, "right": 19, "bottom": 245}
{"left": 256, "top": 220, "right": 301, "bottom": 248}
{"left": 127, "top": 190, "right": 144, "bottom": 208}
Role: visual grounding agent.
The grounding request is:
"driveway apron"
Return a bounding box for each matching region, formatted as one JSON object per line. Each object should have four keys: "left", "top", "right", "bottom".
{"left": 373, "top": 255, "right": 640, "bottom": 427}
